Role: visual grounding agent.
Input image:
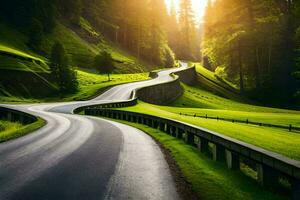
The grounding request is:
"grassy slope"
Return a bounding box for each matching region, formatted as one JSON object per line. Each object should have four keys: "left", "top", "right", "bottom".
{"left": 120, "top": 101, "right": 300, "bottom": 160}
{"left": 61, "top": 70, "right": 148, "bottom": 101}
{"left": 118, "top": 65, "right": 300, "bottom": 160}
{"left": 0, "top": 118, "right": 45, "bottom": 142}
{"left": 0, "top": 18, "right": 154, "bottom": 102}
{"left": 0, "top": 70, "right": 148, "bottom": 103}
{"left": 0, "top": 20, "right": 150, "bottom": 73}
{"left": 107, "top": 119, "right": 287, "bottom": 200}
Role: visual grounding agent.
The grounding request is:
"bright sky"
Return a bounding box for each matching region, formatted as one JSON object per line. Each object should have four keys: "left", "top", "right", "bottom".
{"left": 165, "top": 0, "right": 208, "bottom": 23}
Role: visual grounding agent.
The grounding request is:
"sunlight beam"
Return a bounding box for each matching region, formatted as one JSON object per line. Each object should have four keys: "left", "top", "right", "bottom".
{"left": 165, "top": 0, "right": 209, "bottom": 23}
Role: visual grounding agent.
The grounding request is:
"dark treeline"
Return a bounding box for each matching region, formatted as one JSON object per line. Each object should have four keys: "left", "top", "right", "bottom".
{"left": 203, "top": 0, "right": 300, "bottom": 105}
{"left": 0, "top": 0, "right": 201, "bottom": 67}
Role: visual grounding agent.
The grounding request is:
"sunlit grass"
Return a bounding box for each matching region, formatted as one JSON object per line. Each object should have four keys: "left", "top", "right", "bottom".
{"left": 61, "top": 70, "right": 149, "bottom": 101}
{"left": 107, "top": 119, "right": 287, "bottom": 200}
{"left": 119, "top": 84, "right": 300, "bottom": 160}
{"left": 0, "top": 118, "right": 45, "bottom": 142}
{"left": 0, "top": 70, "right": 149, "bottom": 103}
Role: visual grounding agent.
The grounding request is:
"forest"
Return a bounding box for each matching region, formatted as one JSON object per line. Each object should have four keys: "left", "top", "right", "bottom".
{"left": 203, "top": 0, "right": 300, "bottom": 105}
{"left": 1, "top": 0, "right": 300, "bottom": 106}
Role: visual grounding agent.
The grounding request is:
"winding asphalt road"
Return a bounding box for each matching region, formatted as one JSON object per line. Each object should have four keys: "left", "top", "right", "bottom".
{"left": 0, "top": 64, "right": 188, "bottom": 200}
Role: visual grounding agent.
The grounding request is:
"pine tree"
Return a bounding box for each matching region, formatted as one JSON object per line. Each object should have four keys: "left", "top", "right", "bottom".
{"left": 178, "top": 0, "right": 197, "bottom": 60}
{"left": 94, "top": 51, "right": 115, "bottom": 81}
{"left": 50, "top": 42, "right": 78, "bottom": 93}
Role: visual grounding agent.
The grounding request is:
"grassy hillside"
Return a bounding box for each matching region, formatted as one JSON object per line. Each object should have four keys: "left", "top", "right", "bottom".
{"left": 0, "top": 69, "right": 148, "bottom": 103}
{"left": 110, "top": 119, "right": 287, "bottom": 200}
{"left": 0, "top": 18, "right": 156, "bottom": 102}
{"left": 117, "top": 65, "right": 300, "bottom": 161}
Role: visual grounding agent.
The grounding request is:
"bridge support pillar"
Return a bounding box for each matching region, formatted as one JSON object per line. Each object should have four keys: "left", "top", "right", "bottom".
{"left": 225, "top": 149, "right": 240, "bottom": 170}
{"left": 257, "top": 164, "right": 279, "bottom": 188}
{"left": 212, "top": 144, "right": 225, "bottom": 162}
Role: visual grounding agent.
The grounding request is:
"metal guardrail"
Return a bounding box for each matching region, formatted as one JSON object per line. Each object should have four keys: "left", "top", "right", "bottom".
{"left": 0, "top": 106, "right": 37, "bottom": 124}
{"left": 84, "top": 108, "right": 300, "bottom": 199}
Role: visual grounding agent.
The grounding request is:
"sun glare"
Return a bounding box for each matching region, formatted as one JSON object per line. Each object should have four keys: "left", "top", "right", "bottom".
{"left": 165, "top": 0, "right": 208, "bottom": 23}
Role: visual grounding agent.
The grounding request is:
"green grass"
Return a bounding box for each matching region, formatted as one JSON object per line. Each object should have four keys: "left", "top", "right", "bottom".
{"left": 0, "top": 19, "right": 153, "bottom": 102}
{"left": 119, "top": 96, "right": 300, "bottom": 160}
{"left": 171, "top": 84, "right": 300, "bottom": 124}
{"left": 0, "top": 23, "right": 48, "bottom": 72}
{"left": 61, "top": 70, "right": 149, "bottom": 101}
{"left": 105, "top": 118, "right": 287, "bottom": 200}
{"left": 0, "top": 70, "right": 149, "bottom": 103}
{"left": 194, "top": 64, "right": 244, "bottom": 101}
{"left": 195, "top": 63, "right": 238, "bottom": 90}
{"left": 0, "top": 45, "right": 46, "bottom": 63}
{"left": 0, "top": 118, "right": 45, "bottom": 142}
{"left": 0, "top": 20, "right": 154, "bottom": 73}
{"left": 0, "top": 55, "right": 49, "bottom": 73}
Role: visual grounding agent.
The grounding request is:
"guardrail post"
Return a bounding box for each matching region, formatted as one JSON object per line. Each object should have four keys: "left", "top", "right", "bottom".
{"left": 212, "top": 144, "right": 226, "bottom": 162}
{"left": 166, "top": 124, "right": 171, "bottom": 134}
{"left": 153, "top": 121, "right": 159, "bottom": 129}
{"left": 171, "top": 126, "right": 177, "bottom": 137}
{"left": 198, "top": 137, "right": 209, "bottom": 153}
{"left": 176, "top": 128, "right": 184, "bottom": 139}
{"left": 292, "top": 179, "right": 300, "bottom": 200}
{"left": 159, "top": 122, "right": 165, "bottom": 132}
{"left": 148, "top": 119, "right": 153, "bottom": 127}
{"left": 257, "top": 164, "right": 279, "bottom": 188}
{"left": 186, "top": 132, "right": 194, "bottom": 145}
{"left": 143, "top": 118, "right": 148, "bottom": 125}
{"left": 7, "top": 112, "right": 12, "bottom": 121}
{"left": 19, "top": 115, "right": 25, "bottom": 124}
{"left": 225, "top": 149, "right": 240, "bottom": 170}
{"left": 138, "top": 116, "right": 142, "bottom": 124}
{"left": 121, "top": 113, "right": 126, "bottom": 120}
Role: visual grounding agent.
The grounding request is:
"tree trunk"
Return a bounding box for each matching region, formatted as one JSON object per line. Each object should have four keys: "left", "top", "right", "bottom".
{"left": 107, "top": 73, "right": 110, "bottom": 81}
{"left": 268, "top": 35, "right": 273, "bottom": 74}
{"left": 238, "top": 41, "right": 244, "bottom": 94}
{"left": 255, "top": 46, "right": 261, "bottom": 89}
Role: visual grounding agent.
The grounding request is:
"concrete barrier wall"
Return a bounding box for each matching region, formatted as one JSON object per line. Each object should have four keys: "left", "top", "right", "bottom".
{"left": 137, "top": 77, "right": 183, "bottom": 105}
{"left": 0, "top": 106, "right": 37, "bottom": 124}
{"left": 137, "top": 67, "right": 197, "bottom": 105}
{"left": 174, "top": 66, "right": 197, "bottom": 85}
{"left": 85, "top": 108, "right": 300, "bottom": 200}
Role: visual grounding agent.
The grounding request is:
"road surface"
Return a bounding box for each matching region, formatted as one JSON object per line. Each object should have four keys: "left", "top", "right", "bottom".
{"left": 0, "top": 64, "right": 188, "bottom": 200}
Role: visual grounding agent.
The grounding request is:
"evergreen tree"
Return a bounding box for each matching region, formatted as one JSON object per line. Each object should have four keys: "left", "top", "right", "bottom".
{"left": 94, "top": 52, "right": 115, "bottom": 81}
{"left": 50, "top": 42, "right": 78, "bottom": 93}
{"left": 178, "top": 0, "right": 195, "bottom": 59}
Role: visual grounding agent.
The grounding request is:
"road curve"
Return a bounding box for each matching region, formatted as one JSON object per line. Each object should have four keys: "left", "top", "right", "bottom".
{"left": 0, "top": 64, "right": 188, "bottom": 200}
